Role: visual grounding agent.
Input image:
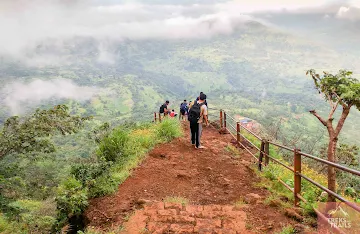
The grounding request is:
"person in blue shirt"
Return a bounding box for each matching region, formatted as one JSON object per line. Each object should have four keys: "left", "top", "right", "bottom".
{"left": 179, "top": 100, "right": 188, "bottom": 121}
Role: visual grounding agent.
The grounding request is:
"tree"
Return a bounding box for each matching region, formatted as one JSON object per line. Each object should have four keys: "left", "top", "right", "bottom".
{"left": 306, "top": 69, "right": 360, "bottom": 202}
{"left": 0, "top": 105, "right": 92, "bottom": 159}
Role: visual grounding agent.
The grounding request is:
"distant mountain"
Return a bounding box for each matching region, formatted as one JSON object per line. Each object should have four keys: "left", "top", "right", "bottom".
{"left": 1, "top": 19, "right": 359, "bottom": 144}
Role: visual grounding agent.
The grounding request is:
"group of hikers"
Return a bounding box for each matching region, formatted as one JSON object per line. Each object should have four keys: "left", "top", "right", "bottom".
{"left": 159, "top": 92, "right": 209, "bottom": 149}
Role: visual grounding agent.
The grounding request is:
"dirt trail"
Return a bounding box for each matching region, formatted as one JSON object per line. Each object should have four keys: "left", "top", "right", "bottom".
{"left": 85, "top": 123, "right": 300, "bottom": 233}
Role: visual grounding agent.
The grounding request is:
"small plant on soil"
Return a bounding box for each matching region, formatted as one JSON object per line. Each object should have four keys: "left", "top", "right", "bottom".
{"left": 123, "top": 211, "right": 135, "bottom": 221}
{"left": 277, "top": 225, "right": 295, "bottom": 234}
{"left": 245, "top": 223, "right": 254, "bottom": 230}
{"left": 224, "top": 144, "right": 240, "bottom": 157}
{"left": 164, "top": 196, "right": 189, "bottom": 205}
{"left": 264, "top": 194, "right": 291, "bottom": 209}
{"left": 234, "top": 197, "right": 247, "bottom": 207}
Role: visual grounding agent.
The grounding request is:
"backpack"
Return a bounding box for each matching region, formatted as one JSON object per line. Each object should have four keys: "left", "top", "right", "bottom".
{"left": 188, "top": 102, "right": 204, "bottom": 123}
{"left": 180, "top": 103, "right": 187, "bottom": 111}
{"left": 159, "top": 104, "right": 166, "bottom": 113}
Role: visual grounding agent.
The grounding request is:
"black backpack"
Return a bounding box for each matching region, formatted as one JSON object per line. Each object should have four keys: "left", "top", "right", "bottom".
{"left": 159, "top": 104, "right": 166, "bottom": 113}
{"left": 188, "top": 102, "right": 204, "bottom": 123}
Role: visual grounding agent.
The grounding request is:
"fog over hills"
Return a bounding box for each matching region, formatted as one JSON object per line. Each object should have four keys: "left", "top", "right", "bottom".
{"left": 0, "top": 0, "right": 360, "bottom": 144}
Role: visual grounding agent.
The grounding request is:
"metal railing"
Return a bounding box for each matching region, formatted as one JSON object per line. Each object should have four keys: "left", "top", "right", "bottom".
{"left": 218, "top": 109, "right": 360, "bottom": 216}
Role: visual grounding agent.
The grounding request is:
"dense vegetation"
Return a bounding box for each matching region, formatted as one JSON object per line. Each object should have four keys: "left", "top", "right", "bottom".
{"left": 0, "top": 106, "right": 182, "bottom": 233}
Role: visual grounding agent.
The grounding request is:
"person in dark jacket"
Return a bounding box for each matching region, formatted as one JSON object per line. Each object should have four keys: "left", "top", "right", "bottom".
{"left": 159, "top": 100, "right": 170, "bottom": 116}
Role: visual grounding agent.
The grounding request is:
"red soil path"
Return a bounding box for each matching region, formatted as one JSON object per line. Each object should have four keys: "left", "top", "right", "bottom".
{"left": 85, "top": 124, "right": 305, "bottom": 233}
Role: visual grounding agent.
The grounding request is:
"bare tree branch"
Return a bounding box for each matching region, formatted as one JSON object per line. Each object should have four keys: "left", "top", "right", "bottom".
{"left": 309, "top": 110, "right": 327, "bottom": 126}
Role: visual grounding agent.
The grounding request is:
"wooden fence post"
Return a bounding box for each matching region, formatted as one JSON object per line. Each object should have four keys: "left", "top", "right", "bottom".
{"left": 294, "top": 149, "right": 302, "bottom": 207}
{"left": 264, "top": 140, "right": 270, "bottom": 166}
{"left": 220, "top": 110, "right": 223, "bottom": 128}
{"left": 259, "top": 140, "right": 265, "bottom": 171}
{"left": 236, "top": 122, "right": 241, "bottom": 143}
{"left": 224, "top": 112, "right": 227, "bottom": 129}
{"left": 154, "top": 112, "right": 157, "bottom": 122}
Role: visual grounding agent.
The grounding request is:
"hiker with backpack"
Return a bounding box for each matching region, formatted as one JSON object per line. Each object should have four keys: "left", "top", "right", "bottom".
{"left": 159, "top": 101, "right": 170, "bottom": 116}
{"left": 196, "top": 92, "right": 208, "bottom": 107}
{"left": 188, "top": 93, "right": 208, "bottom": 149}
{"left": 179, "top": 100, "right": 188, "bottom": 121}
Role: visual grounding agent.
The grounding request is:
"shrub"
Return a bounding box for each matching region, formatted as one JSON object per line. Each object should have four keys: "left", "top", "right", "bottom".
{"left": 71, "top": 162, "right": 112, "bottom": 188}
{"left": 0, "top": 214, "right": 20, "bottom": 234}
{"left": 156, "top": 118, "right": 182, "bottom": 142}
{"left": 97, "top": 128, "right": 130, "bottom": 162}
{"left": 88, "top": 171, "right": 122, "bottom": 198}
{"left": 55, "top": 176, "right": 88, "bottom": 228}
{"left": 7, "top": 199, "right": 56, "bottom": 233}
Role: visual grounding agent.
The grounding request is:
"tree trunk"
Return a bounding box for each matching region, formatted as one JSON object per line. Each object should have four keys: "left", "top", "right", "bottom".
{"left": 327, "top": 135, "right": 338, "bottom": 202}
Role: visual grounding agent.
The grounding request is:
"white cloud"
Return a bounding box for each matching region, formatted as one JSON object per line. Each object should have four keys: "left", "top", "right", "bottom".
{"left": 337, "top": 6, "right": 351, "bottom": 17}
{"left": 336, "top": 5, "right": 360, "bottom": 20}
{"left": 216, "top": 0, "right": 329, "bottom": 13}
{"left": 3, "top": 79, "right": 98, "bottom": 114}
{"left": 0, "top": 0, "right": 336, "bottom": 66}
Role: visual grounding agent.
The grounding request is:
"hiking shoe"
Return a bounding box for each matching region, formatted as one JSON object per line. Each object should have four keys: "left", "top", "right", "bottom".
{"left": 196, "top": 146, "right": 206, "bottom": 149}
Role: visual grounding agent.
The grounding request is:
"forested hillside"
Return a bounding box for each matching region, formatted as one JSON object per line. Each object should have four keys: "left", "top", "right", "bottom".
{"left": 1, "top": 19, "right": 360, "bottom": 146}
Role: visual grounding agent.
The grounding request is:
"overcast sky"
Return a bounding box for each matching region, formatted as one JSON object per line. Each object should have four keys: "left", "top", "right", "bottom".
{"left": 0, "top": 0, "right": 359, "bottom": 113}
{"left": 0, "top": 0, "right": 358, "bottom": 62}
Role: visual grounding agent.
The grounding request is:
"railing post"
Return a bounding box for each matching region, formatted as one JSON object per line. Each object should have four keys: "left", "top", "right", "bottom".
{"left": 236, "top": 122, "right": 241, "bottom": 143}
{"left": 264, "top": 140, "right": 270, "bottom": 166}
{"left": 159, "top": 112, "right": 162, "bottom": 123}
{"left": 154, "top": 112, "right": 157, "bottom": 123}
{"left": 224, "top": 112, "right": 227, "bottom": 129}
{"left": 220, "top": 110, "right": 223, "bottom": 128}
{"left": 259, "top": 140, "right": 265, "bottom": 171}
{"left": 294, "top": 149, "right": 302, "bottom": 207}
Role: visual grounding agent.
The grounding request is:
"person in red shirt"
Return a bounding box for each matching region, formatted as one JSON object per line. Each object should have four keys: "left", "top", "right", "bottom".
{"left": 169, "top": 109, "right": 177, "bottom": 117}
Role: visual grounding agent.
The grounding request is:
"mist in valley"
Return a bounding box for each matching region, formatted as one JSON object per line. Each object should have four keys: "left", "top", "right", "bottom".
{"left": 1, "top": 0, "right": 359, "bottom": 143}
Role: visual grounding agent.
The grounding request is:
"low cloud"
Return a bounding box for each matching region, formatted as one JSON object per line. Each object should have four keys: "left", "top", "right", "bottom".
{"left": 3, "top": 79, "right": 98, "bottom": 114}
{"left": 0, "top": 0, "right": 337, "bottom": 66}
